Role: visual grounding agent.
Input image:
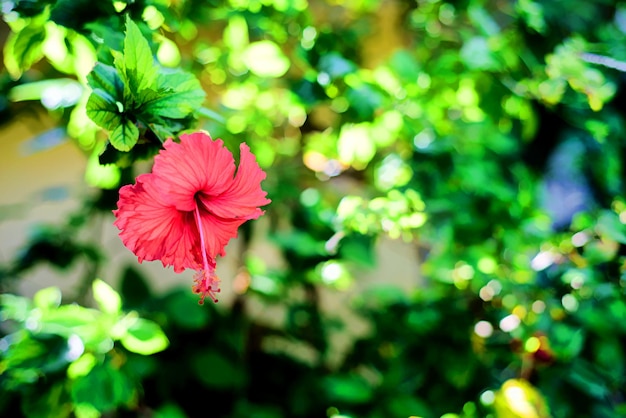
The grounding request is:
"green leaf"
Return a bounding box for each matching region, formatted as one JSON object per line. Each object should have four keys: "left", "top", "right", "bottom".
{"left": 141, "top": 70, "right": 206, "bottom": 119}
{"left": 163, "top": 290, "right": 210, "bottom": 329}
{"left": 37, "top": 305, "right": 113, "bottom": 352}
{"left": 3, "top": 23, "right": 46, "bottom": 79}
{"left": 192, "top": 350, "right": 245, "bottom": 389}
{"left": 120, "top": 318, "right": 169, "bottom": 355}
{"left": 22, "top": 382, "right": 73, "bottom": 418}
{"left": 109, "top": 118, "right": 139, "bottom": 151}
{"left": 120, "top": 16, "right": 158, "bottom": 94}
{"left": 147, "top": 122, "right": 175, "bottom": 141}
{"left": 67, "top": 353, "right": 98, "bottom": 379}
{"left": 119, "top": 267, "right": 151, "bottom": 309}
{"left": 71, "top": 362, "right": 135, "bottom": 411}
{"left": 154, "top": 404, "right": 188, "bottom": 418}
{"left": 324, "top": 375, "right": 373, "bottom": 404}
{"left": 86, "top": 93, "right": 122, "bottom": 131}
{"left": 0, "top": 293, "right": 32, "bottom": 321}
{"left": 92, "top": 279, "right": 121, "bottom": 316}
{"left": 85, "top": 146, "right": 122, "bottom": 189}
{"left": 39, "top": 305, "right": 99, "bottom": 332}
{"left": 567, "top": 360, "right": 611, "bottom": 400}
{"left": 87, "top": 63, "right": 124, "bottom": 101}
{"left": 33, "top": 287, "right": 62, "bottom": 311}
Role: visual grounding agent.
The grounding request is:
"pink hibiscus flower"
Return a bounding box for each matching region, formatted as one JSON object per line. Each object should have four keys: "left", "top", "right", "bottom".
{"left": 113, "top": 131, "right": 271, "bottom": 304}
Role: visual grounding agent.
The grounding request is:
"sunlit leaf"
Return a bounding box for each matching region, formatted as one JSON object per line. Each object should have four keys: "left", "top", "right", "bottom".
{"left": 92, "top": 279, "right": 121, "bottom": 316}
{"left": 67, "top": 353, "right": 98, "bottom": 379}
{"left": 120, "top": 318, "right": 169, "bottom": 355}
{"left": 3, "top": 21, "right": 46, "bottom": 79}
{"left": 85, "top": 146, "right": 121, "bottom": 189}
{"left": 33, "top": 287, "right": 62, "bottom": 310}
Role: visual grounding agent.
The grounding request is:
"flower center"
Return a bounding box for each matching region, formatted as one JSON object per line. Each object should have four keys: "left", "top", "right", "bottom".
{"left": 192, "top": 202, "right": 221, "bottom": 304}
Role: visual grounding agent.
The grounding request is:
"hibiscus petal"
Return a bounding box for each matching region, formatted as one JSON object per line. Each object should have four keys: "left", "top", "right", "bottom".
{"left": 196, "top": 209, "right": 248, "bottom": 258}
{"left": 198, "top": 143, "right": 271, "bottom": 219}
{"left": 152, "top": 132, "right": 236, "bottom": 211}
{"left": 114, "top": 174, "right": 201, "bottom": 272}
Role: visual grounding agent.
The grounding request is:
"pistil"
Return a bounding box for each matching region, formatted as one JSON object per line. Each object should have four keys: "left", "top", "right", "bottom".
{"left": 192, "top": 203, "right": 221, "bottom": 304}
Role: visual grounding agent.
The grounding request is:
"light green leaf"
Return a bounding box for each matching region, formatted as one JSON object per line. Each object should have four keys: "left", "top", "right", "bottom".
{"left": 92, "top": 279, "right": 121, "bottom": 316}
{"left": 67, "top": 353, "right": 98, "bottom": 379}
{"left": 85, "top": 146, "right": 121, "bottom": 189}
{"left": 39, "top": 305, "right": 100, "bottom": 340}
{"left": 3, "top": 23, "right": 46, "bottom": 79}
{"left": 33, "top": 287, "right": 62, "bottom": 311}
{"left": 109, "top": 118, "right": 139, "bottom": 151}
{"left": 0, "top": 293, "right": 31, "bottom": 322}
{"left": 120, "top": 318, "right": 169, "bottom": 355}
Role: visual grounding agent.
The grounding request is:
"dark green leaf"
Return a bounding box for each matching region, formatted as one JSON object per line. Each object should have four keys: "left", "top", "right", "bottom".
{"left": 71, "top": 362, "right": 135, "bottom": 411}
{"left": 86, "top": 63, "right": 124, "bottom": 101}
{"left": 119, "top": 267, "right": 151, "bottom": 309}
{"left": 191, "top": 350, "right": 246, "bottom": 389}
{"left": 164, "top": 290, "right": 210, "bottom": 330}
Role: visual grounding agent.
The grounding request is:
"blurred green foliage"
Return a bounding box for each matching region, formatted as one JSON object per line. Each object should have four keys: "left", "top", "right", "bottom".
{"left": 2, "top": 0, "right": 626, "bottom": 417}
